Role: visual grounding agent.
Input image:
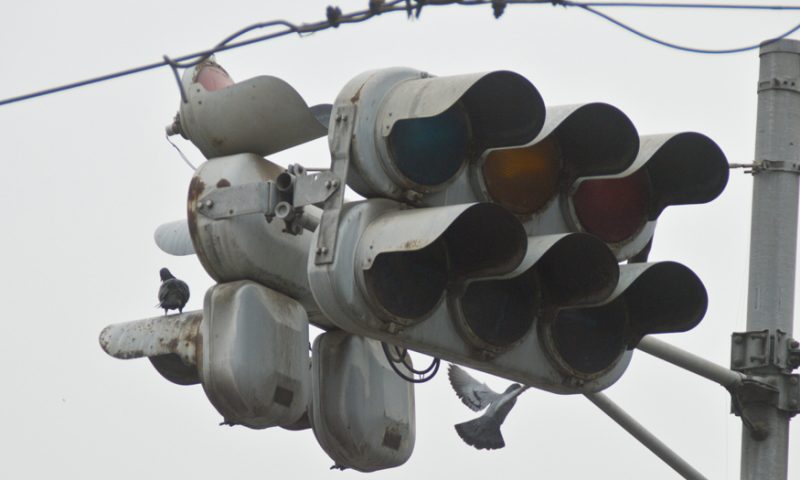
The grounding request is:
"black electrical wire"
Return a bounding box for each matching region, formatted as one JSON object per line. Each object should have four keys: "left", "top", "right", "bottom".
{"left": 390, "top": 344, "right": 440, "bottom": 375}
{"left": 571, "top": 2, "right": 800, "bottom": 54}
{"left": 2, "top": 1, "right": 800, "bottom": 107}
{"left": 572, "top": 2, "right": 800, "bottom": 9}
{"left": 381, "top": 341, "right": 441, "bottom": 383}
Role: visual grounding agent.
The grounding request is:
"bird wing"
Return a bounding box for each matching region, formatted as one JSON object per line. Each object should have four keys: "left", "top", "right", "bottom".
{"left": 448, "top": 364, "right": 501, "bottom": 412}
{"left": 158, "top": 282, "right": 170, "bottom": 304}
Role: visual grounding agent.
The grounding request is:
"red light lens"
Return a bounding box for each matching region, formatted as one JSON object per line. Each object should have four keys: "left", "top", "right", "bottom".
{"left": 196, "top": 65, "right": 233, "bottom": 92}
{"left": 572, "top": 170, "right": 649, "bottom": 243}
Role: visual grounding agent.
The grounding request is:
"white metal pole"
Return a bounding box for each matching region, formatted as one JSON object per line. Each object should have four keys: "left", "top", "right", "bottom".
{"left": 585, "top": 393, "right": 707, "bottom": 480}
{"left": 740, "top": 39, "right": 800, "bottom": 480}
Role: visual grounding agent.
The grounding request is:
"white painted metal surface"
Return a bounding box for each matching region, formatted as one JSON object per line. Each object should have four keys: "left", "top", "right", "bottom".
{"left": 200, "top": 281, "right": 310, "bottom": 430}
{"left": 311, "top": 331, "right": 415, "bottom": 472}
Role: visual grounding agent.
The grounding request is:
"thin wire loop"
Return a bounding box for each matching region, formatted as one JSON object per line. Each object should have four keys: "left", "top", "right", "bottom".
{"left": 381, "top": 341, "right": 441, "bottom": 383}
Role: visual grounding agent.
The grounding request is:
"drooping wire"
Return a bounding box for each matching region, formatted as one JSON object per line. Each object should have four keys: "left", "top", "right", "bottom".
{"left": 570, "top": 2, "right": 800, "bottom": 54}
{"left": 2, "top": 0, "right": 800, "bottom": 107}
{"left": 0, "top": 0, "right": 411, "bottom": 107}
{"left": 165, "top": 133, "right": 197, "bottom": 171}
{"left": 381, "top": 341, "right": 441, "bottom": 383}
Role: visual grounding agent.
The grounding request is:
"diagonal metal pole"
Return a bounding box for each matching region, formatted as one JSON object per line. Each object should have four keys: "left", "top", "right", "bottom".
{"left": 585, "top": 392, "right": 707, "bottom": 480}
{"left": 739, "top": 39, "right": 800, "bottom": 480}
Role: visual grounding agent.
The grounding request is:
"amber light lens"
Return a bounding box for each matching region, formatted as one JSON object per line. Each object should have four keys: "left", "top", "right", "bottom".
{"left": 196, "top": 65, "right": 234, "bottom": 92}
{"left": 482, "top": 137, "right": 561, "bottom": 215}
{"left": 572, "top": 170, "right": 649, "bottom": 244}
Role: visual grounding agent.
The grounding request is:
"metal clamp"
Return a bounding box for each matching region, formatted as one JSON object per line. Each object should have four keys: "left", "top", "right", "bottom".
{"left": 730, "top": 159, "right": 800, "bottom": 175}
{"left": 315, "top": 104, "right": 356, "bottom": 265}
{"left": 731, "top": 329, "right": 794, "bottom": 371}
{"left": 757, "top": 76, "right": 800, "bottom": 94}
{"left": 730, "top": 330, "right": 800, "bottom": 438}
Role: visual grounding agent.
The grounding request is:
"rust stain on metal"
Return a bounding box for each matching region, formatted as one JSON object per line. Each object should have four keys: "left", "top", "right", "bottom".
{"left": 216, "top": 178, "right": 231, "bottom": 188}
{"left": 350, "top": 82, "right": 365, "bottom": 104}
{"left": 403, "top": 239, "right": 426, "bottom": 250}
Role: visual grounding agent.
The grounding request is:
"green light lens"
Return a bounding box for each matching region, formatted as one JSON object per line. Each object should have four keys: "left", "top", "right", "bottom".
{"left": 388, "top": 105, "right": 469, "bottom": 187}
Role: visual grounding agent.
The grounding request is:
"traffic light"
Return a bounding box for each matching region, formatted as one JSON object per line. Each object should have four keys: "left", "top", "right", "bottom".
{"left": 311, "top": 331, "right": 415, "bottom": 471}
{"left": 308, "top": 66, "right": 729, "bottom": 393}
{"left": 103, "top": 61, "right": 422, "bottom": 472}
{"left": 100, "top": 281, "right": 311, "bottom": 429}
{"left": 166, "top": 57, "right": 328, "bottom": 158}
{"left": 101, "top": 62, "right": 729, "bottom": 470}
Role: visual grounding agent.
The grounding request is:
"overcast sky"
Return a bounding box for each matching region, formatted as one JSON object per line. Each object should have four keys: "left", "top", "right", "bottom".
{"left": 1, "top": 1, "right": 799, "bottom": 479}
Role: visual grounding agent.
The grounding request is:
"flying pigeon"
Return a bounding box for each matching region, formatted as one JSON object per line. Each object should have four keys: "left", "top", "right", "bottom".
{"left": 158, "top": 268, "right": 190, "bottom": 315}
{"left": 448, "top": 363, "right": 528, "bottom": 450}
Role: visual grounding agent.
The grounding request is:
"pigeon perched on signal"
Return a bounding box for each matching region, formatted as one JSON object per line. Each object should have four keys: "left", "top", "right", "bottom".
{"left": 448, "top": 364, "right": 528, "bottom": 450}
{"left": 157, "top": 268, "right": 190, "bottom": 315}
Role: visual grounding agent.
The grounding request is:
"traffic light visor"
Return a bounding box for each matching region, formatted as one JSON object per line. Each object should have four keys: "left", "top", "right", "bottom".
{"left": 544, "top": 261, "right": 707, "bottom": 378}
{"left": 358, "top": 203, "right": 528, "bottom": 326}
{"left": 194, "top": 62, "right": 233, "bottom": 91}
{"left": 639, "top": 132, "right": 729, "bottom": 219}
{"left": 455, "top": 233, "right": 618, "bottom": 353}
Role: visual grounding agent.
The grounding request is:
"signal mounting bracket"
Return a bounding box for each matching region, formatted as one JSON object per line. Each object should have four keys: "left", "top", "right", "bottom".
{"left": 316, "top": 104, "right": 356, "bottom": 265}
{"left": 730, "top": 329, "right": 800, "bottom": 438}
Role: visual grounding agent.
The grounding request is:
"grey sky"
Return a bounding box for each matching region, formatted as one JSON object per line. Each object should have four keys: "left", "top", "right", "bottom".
{"left": 1, "top": 1, "right": 798, "bottom": 478}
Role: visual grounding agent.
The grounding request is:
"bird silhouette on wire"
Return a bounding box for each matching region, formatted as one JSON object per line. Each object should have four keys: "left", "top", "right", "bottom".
{"left": 157, "top": 268, "right": 190, "bottom": 315}
{"left": 448, "top": 363, "right": 528, "bottom": 450}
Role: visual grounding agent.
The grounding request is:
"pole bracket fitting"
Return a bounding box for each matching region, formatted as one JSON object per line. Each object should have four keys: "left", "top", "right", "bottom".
{"left": 730, "top": 330, "right": 800, "bottom": 439}
{"left": 731, "top": 329, "right": 795, "bottom": 371}
{"left": 757, "top": 76, "right": 800, "bottom": 94}
{"left": 729, "top": 159, "right": 800, "bottom": 175}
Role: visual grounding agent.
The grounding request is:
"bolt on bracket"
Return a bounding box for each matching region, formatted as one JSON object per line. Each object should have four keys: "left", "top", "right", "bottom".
{"left": 729, "top": 159, "right": 800, "bottom": 175}
{"left": 730, "top": 330, "right": 800, "bottom": 438}
{"left": 731, "top": 329, "right": 794, "bottom": 372}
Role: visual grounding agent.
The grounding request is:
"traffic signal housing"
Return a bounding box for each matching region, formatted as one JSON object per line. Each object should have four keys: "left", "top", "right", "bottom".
{"left": 309, "top": 66, "right": 729, "bottom": 393}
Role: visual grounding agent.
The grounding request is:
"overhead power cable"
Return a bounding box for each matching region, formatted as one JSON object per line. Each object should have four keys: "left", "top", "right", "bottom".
{"left": 1, "top": 0, "right": 799, "bottom": 107}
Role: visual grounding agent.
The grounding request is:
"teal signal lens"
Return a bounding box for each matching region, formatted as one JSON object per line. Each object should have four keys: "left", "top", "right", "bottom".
{"left": 388, "top": 105, "right": 469, "bottom": 187}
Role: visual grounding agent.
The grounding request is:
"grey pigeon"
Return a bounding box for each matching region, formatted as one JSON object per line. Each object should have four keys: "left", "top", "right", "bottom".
{"left": 158, "top": 268, "right": 190, "bottom": 315}
{"left": 448, "top": 364, "right": 528, "bottom": 450}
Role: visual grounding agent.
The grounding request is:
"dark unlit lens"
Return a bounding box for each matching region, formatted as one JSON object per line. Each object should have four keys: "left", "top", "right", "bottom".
{"left": 572, "top": 170, "right": 649, "bottom": 244}
{"left": 460, "top": 274, "right": 538, "bottom": 348}
{"left": 551, "top": 302, "right": 627, "bottom": 375}
{"left": 388, "top": 105, "right": 469, "bottom": 187}
{"left": 364, "top": 240, "right": 448, "bottom": 321}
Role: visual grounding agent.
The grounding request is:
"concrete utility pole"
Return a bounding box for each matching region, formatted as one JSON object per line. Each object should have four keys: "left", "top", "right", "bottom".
{"left": 738, "top": 39, "right": 800, "bottom": 480}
